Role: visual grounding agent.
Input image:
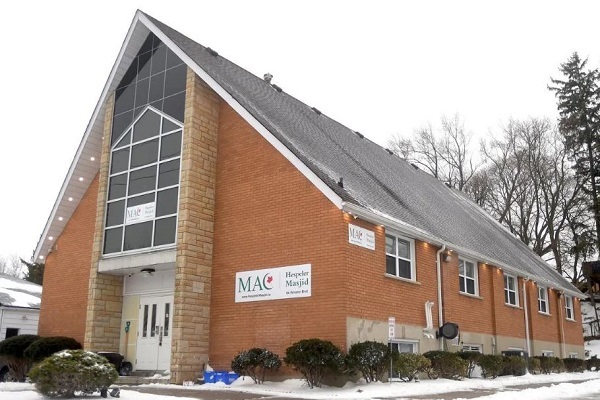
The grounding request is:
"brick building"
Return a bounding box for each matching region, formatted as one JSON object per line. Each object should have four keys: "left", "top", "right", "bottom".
{"left": 34, "top": 11, "right": 584, "bottom": 383}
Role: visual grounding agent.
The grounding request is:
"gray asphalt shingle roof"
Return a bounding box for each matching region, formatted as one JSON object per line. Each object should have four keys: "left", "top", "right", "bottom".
{"left": 146, "top": 13, "right": 580, "bottom": 296}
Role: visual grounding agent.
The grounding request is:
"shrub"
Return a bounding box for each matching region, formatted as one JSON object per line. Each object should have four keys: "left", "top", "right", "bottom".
{"left": 29, "top": 350, "right": 118, "bottom": 397}
{"left": 423, "top": 351, "right": 468, "bottom": 380}
{"left": 394, "top": 353, "right": 430, "bottom": 382}
{"left": 347, "top": 341, "right": 390, "bottom": 383}
{"left": 0, "top": 334, "right": 40, "bottom": 382}
{"left": 478, "top": 355, "right": 504, "bottom": 378}
{"left": 284, "top": 338, "right": 344, "bottom": 388}
{"left": 587, "top": 356, "right": 600, "bottom": 371}
{"left": 24, "top": 336, "right": 82, "bottom": 362}
{"left": 533, "top": 356, "right": 565, "bottom": 374}
{"left": 456, "top": 351, "right": 482, "bottom": 378}
{"left": 502, "top": 356, "right": 527, "bottom": 376}
{"left": 563, "top": 358, "right": 585, "bottom": 373}
{"left": 231, "top": 348, "right": 281, "bottom": 384}
{"left": 528, "top": 357, "right": 541, "bottom": 374}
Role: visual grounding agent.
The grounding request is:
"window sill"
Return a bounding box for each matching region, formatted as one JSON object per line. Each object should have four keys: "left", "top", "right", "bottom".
{"left": 566, "top": 318, "right": 576, "bottom": 322}
{"left": 504, "top": 303, "right": 522, "bottom": 310}
{"left": 538, "top": 311, "right": 552, "bottom": 317}
{"left": 384, "top": 274, "right": 421, "bottom": 285}
{"left": 459, "top": 292, "right": 483, "bottom": 300}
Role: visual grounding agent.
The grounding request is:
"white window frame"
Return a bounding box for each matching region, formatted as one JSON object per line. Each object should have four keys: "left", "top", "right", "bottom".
{"left": 541, "top": 350, "right": 554, "bottom": 357}
{"left": 391, "top": 339, "right": 418, "bottom": 354}
{"left": 565, "top": 295, "right": 574, "bottom": 321}
{"left": 385, "top": 233, "right": 416, "bottom": 281}
{"left": 538, "top": 286, "right": 549, "bottom": 314}
{"left": 504, "top": 273, "right": 519, "bottom": 306}
{"left": 459, "top": 258, "right": 479, "bottom": 296}
{"left": 462, "top": 344, "right": 482, "bottom": 353}
{"left": 568, "top": 352, "right": 578, "bottom": 359}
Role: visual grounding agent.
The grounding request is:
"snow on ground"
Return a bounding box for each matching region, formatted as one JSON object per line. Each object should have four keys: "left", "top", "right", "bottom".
{"left": 4, "top": 372, "right": 600, "bottom": 400}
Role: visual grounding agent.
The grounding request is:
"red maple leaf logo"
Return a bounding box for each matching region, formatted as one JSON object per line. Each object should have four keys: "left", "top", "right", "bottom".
{"left": 266, "top": 275, "right": 273, "bottom": 284}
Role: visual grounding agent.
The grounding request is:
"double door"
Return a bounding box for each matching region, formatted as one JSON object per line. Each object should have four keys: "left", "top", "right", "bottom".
{"left": 136, "top": 295, "right": 173, "bottom": 371}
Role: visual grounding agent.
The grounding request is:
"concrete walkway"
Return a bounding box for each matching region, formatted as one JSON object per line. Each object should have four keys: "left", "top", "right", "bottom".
{"left": 123, "top": 378, "right": 600, "bottom": 400}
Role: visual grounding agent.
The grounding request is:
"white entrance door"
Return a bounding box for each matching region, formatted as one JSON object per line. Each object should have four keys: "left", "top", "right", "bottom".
{"left": 136, "top": 295, "right": 173, "bottom": 371}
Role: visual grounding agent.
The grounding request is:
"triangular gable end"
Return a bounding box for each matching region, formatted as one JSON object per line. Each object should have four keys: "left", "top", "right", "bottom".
{"left": 34, "top": 10, "right": 343, "bottom": 261}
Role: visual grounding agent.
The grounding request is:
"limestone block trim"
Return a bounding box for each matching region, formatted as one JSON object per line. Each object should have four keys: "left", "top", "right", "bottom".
{"left": 84, "top": 92, "right": 124, "bottom": 352}
{"left": 170, "top": 67, "right": 220, "bottom": 384}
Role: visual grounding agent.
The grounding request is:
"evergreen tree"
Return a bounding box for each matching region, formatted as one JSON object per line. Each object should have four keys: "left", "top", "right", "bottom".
{"left": 549, "top": 52, "right": 600, "bottom": 253}
{"left": 20, "top": 258, "right": 44, "bottom": 285}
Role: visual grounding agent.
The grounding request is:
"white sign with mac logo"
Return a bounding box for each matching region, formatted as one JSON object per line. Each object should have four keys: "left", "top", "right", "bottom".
{"left": 125, "top": 202, "right": 155, "bottom": 225}
{"left": 348, "top": 224, "right": 375, "bottom": 250}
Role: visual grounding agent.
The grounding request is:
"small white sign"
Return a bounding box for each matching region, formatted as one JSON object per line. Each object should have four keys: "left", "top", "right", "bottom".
{"left": 388, "top": 317, "right": 395, "bottom": 339}
{"left": 235, "top": 264, "right": 311, "bottom": 303}
{"left": 348, "top": 224, "right": 375, "bottom": 250}
{"left": 125, "top": 202, "right": 155, "bottom": 224}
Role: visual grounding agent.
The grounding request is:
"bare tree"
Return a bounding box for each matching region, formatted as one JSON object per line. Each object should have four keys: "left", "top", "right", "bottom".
{"left": 0, "top": 254, "right": 24, "bottom": 277}
{"left": 387, "top": 114, "right": 480, "bottom": 191}
{"left": 477, "top": 117, "right": 587, "bottom": 284}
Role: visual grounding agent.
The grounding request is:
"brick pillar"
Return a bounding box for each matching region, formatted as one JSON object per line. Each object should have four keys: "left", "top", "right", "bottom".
{"left": 170, "top": 67, "right": 221, "bottom": 383}
{"left": 84, "top": 93, "right": 124, "bottom": 352}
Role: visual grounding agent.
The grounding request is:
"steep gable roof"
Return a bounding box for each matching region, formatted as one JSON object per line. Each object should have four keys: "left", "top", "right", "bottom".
{"left": 34, "top": 10, "right": 581, "bottom": 298}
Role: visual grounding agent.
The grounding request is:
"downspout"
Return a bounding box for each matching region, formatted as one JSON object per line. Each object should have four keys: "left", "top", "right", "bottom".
{"left": 558, "top": 291, "right": 566, "bottom": 358}
{"left": 522, "top": 279, "right": 532, "bottom": 360}
{"left": 436, "top": 244, "right": 446, "bottom": 351}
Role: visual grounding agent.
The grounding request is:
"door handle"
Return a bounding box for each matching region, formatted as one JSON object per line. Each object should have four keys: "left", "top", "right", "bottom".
{"left": 159, "top": 326, "right": 163, "bottom": 346}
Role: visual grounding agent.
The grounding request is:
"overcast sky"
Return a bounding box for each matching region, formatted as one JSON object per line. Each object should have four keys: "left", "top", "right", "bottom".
{"left": 1, "top": 0, "right": 599, "bottom": 262}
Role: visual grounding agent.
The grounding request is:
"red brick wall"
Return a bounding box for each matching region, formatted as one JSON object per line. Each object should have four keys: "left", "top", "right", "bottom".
{"left": 524, "top": 282, "right": 583, "bottom": 347}
{"left": 491, "top": 273, "right": 526, "bottom": 339}
{"left": 345, "top": 221, "right": 439, "bottom": 328}
{"left": 565, "top": 297, "right": 584, "bottom": 346}
{"left": 209, "top": 104, "right": 347, "bottom": 369}
{"left": 38, "top": 174, "right": 99, "bottom": 344}
{"left": 440, "top": 258, "right": 494, "bottom": 334}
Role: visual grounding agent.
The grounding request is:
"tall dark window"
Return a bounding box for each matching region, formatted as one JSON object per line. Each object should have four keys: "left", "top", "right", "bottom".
{"left": 104, "top": 33, "right": 186, "bottom": 255}
{"left": 104, "top": 108, "right": 182, "bottom": 255}
{"left": 112, "top": 33, "right": 186, "bottom": 145}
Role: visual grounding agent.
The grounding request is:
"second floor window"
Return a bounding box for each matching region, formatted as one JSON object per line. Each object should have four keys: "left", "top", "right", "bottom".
{"left": 504, "top": 274, "right": 519, "bottom": 306}
{"left": 565, "top": 295, "right": 574, "bottom": 320}
{"left": 538, "top": 286, "right": 549, "bottom": 314}
{"left": 459, "top": 258, "right": 478, "bottom": 296}
{"left": 385, "top": 234, "right": 415, "bottom": 280}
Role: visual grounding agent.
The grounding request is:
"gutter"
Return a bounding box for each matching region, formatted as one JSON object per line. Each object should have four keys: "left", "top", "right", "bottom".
{"left": 558, "top": 291, "right": 566, "bottom": 358}
{"left": 341, "top": 202, "right": 584, "bottom": 299}
{"left": 436, "top": 244, "right": 446, "bottom": 350}
{"left": 523, "top": 279, "right": 532, "bottom": 359}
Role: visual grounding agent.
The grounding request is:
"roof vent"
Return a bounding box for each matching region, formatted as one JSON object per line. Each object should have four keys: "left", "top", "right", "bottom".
{"left": 354, "top": 131, "right": 364, "bottom": 139}
{"left": 385, "top": 148, "right": 394, "bottom": 155}
{"left": 206, "top": 47, "right": 219, "bottom": 57}
{"left": 264, "top": 73, "right": 273, "bottom": 83}
{"left": 311, "top": 107, "right": 321, "bottom": 115}
{"left": 338, "top": 177, "right": 344, "bottom": 188}
{"left": 272, "top": 84, "right": 283, "bottom": 93}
